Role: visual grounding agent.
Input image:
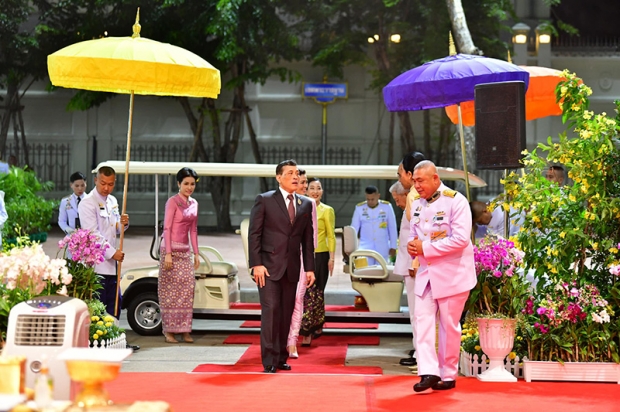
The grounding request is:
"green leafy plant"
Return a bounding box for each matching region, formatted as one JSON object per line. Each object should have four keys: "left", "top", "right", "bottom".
{"left": 502, "top": 71, "right": 620, "bottom": 363}
{"left": 87, "top": 300, "right": 124, "bottom": 344}
{"left": 0, "top": 167, "right": 56, "bottom": 241}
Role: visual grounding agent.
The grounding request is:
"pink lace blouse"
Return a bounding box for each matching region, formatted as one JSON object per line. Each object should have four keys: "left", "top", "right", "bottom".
{"left": 161, "top": 194, "right": 199, "bottom": 254}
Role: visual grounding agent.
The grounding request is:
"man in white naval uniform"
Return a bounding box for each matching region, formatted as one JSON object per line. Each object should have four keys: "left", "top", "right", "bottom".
{"left": 390, "top": 181, "right": 417, "bottom": 368}
{"left": 407, "top": 161, "right": 476, "bottom": 394}
{"left": 390, "top": 152, "right": 426, "bottom": 366}
{"left": 58, "top": 171, "right": 87, "bottom": 235}
{"left": 78, "top": 166, "right": 128, "bottom": 318}
{"left": 351, "top": 185, "right": 397, "bottom": 265}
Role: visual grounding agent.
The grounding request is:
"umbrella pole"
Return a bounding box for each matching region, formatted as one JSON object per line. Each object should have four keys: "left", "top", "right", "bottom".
{"left": 115, "top": 90, "right": 135, "bottom": 317}
{"left": 457, "top": 103, "right": 472, "bottom": 201}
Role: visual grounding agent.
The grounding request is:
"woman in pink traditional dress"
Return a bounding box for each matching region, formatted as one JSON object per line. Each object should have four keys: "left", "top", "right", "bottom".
{"left": 158, "top": 167, "right": 200, "bottom": 344}
{"left": 287, "top": 169, "right": 318, "bottom": 358}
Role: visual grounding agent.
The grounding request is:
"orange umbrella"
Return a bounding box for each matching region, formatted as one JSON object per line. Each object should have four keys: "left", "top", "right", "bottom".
{"left": 445, "top": 65, "right": 563, "bottom": 126}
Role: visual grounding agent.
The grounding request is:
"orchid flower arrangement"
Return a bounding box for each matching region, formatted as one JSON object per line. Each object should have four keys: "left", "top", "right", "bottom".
{"left": 0, "top": 237, "right": 71, "bottom": 343}
{"left": 58, "top": 228, "right": 108, "bottom": 301}
{"left": 58, "top": 228, "right": 109, "bottom": 266}
{"left": 522, "top": 281, "right": 615, "bottom": 362}
{"left": 465, "top": 235, "right": 531, "bottom": 318}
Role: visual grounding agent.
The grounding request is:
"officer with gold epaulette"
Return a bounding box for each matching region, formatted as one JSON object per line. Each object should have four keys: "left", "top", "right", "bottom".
{"left": 58, "top": 171, "right": 87, "bottom": 235}
{"left": 351, "top": 185, "right": 398, "bottom": 265}
{"left": 406, "top": 160, "right": 476, "bottom": 394}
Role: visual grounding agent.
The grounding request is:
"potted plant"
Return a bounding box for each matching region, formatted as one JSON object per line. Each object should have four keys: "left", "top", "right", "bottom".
{"left": 87, "top": 300, "right": 126, "bottom": 349}
{"left": 464, "top": 235, "right": 531, "bottom": 382}
{"left": 460, "top": 313, "right": 528, "bottom": 379}
{"left": 0, "top": 167, "right": 57, "bottom": 245}
{"left": 503, "top": 71, "right": 620, "bottom": 382}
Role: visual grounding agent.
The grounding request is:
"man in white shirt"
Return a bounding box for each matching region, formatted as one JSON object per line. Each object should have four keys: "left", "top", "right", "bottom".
{"left": 78, "top": 166, "right": 128, "bottom": 318}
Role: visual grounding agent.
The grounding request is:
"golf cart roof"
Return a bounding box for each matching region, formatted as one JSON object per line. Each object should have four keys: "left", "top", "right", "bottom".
{"left": 93, "top": 161, "right": 487, "bottom": 188}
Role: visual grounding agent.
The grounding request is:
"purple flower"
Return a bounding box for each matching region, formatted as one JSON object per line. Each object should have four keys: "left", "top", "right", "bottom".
{"left": 537, "top": 307, "right": 547, "bottom": 315}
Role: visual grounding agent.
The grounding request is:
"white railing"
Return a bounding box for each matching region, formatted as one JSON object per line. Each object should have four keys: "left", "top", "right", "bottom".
{"left": 460, "top": 351, "right": 525, "bottom": 379}
{"left": 89, "top": 333, "right": 127, "bottom": 349}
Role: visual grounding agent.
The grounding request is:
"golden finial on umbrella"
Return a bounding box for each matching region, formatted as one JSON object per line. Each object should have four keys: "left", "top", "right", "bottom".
{"left": 449, "top": 32, "right": 457, "bottom": 56}
{"left": 132, "top": 8, "right": 141, "bottom": 38}
{"left": 507, "top": 50, "right": 512, "bottom": 64}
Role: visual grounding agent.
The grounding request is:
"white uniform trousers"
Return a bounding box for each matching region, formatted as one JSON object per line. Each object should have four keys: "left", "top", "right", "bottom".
{"left": 414, "top": 283, "right": 469, "bottom": 381}
{"left": 404, "top": 276, "right": 417, "bottom": 354}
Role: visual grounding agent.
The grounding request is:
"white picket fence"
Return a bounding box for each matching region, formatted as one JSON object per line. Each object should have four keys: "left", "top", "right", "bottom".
{"left": 89, "top": 333, "right": 127, "bottom": 349}
{"left": 460, "top": 352, "right": 525, "bottom": 379}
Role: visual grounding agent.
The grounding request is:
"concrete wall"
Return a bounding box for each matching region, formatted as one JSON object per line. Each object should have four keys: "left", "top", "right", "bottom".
{"left": 9, "top": 39, "right": 620, "bottom": 228}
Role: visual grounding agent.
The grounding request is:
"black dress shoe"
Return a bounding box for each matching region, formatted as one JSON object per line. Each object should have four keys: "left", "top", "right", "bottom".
{"left": 399, "top": 357, "right": 417, "bottom": 366}
{"left": 263, "top": 365, "right": 276, "bottom": 373}
{"left": 432, "top": 380, "right": 456, "bottom": 390}
{"left": 408, "top": 349, "right": 415, "bottom": 357}
{"left": 277, "top": 363, "right": 292, "bottom": 371}
{"left": 126, "top": 344, "right": 140, "bottom": 351}
{"left": 413, "top": 375, "right": 441, "bottom": 394}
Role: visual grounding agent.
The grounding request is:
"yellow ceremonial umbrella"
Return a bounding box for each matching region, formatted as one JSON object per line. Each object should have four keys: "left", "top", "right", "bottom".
{"left": 47, "top": 9, "right": 221, "bottom": 314}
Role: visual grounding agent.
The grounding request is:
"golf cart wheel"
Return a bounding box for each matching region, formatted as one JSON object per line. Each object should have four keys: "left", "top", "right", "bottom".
{"left": 127, "top": 292, "right": 162, "bottom": 336}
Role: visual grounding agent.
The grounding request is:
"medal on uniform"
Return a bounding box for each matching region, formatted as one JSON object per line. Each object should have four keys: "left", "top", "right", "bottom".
{"left": 414, "top": 217, "right": 420, "bottom": 224}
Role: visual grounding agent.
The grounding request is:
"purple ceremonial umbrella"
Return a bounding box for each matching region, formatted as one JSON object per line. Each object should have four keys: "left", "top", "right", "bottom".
{"left": 382, "top": 53, "right": 530, "bottom": 198}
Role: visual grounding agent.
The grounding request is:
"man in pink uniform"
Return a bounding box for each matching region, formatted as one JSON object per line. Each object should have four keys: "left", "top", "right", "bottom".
{"left": 407, "top": 160, "right": 476, "bottom": 394}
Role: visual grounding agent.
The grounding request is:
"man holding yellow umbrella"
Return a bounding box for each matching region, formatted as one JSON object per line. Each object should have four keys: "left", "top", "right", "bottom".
{"left": 47, "top": 9, "right": 221, "bottom": 324}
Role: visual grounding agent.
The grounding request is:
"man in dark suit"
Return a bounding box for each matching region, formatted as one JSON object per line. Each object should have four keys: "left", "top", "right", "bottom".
{"left": 249, "top": 159, "right": 316, "bottom": 373}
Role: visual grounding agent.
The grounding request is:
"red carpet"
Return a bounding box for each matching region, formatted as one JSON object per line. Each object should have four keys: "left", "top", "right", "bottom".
{"left": 231, "top": 302, "right": 369, "bottom": 312}
{"left": 240, "top": 320, "right": 379, "bottom": 329}
{"left": 108, "top": 373, "right": 620, "bottom": 412}
{"left": 222, "top": 334, "right": 379, "bottom": 346}
{"left": 192, "top": 334, "right": 382, "bottom": 375}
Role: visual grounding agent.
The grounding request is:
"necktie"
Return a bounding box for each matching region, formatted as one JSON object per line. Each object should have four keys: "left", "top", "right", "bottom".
{"left": 75, "top": 196, "right": 82, "bottom": 229}
{"left": 287, "top": 194, "right": 295, "bottom": 224}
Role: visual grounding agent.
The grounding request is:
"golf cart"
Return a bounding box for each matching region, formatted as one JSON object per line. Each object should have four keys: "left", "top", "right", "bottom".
{"left": 107, "top": 160, "right": 486, "bottom": 335}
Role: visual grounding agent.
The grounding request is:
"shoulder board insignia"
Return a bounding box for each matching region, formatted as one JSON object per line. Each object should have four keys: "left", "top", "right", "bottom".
{"left": 356, "top": 201, "right": 367, "bottom": 206}
{"left": 380, "top": 200, "right": 390, "bottom": 204}
{"left": 442, "top": 189, "right": 457, "bottom": 198}
{"left": 61, "top": 195, "right": 71, "bottom": 200}
{"left": 413, "top": 194, "right": 421, "bottom": 200}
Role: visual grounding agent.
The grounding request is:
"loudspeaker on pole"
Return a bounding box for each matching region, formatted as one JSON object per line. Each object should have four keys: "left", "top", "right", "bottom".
{"left": 474, "top": 81, "right": 526, "bottom": 170}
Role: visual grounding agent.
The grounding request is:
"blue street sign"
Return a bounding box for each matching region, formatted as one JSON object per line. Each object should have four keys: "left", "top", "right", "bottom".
{"left": 303, "top": 83, "right": 348, "bottom": 100}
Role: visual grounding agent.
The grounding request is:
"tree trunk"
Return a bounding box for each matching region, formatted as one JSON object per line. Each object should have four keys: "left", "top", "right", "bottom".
{"left": 0, "top": 82, "right": 18, "bottom": 161}
{"left": 240, "top": 89, "right": 269, "bottom": 193}
{"left": 446, "top": 0, "right": 478, "bottom": 193}
{"left": 16, "top": 92, "right": 29, "bottom": 167}
{"left": 388, "top": 112, "right": 395, "bottom": 166}
{"left": 446, "top": 0, "right": 481, "bottom": 55}
{"left": 202, "top": 65, "right": 247, "bottom": 232}
{"left": 397, "top": 111, "right": 415, "bottom": 154}
{"left": 179, "top": 97, "right": 210, "bottom": 162}
{"left": 423, "top": 110, "right": 432, "bottom": 160}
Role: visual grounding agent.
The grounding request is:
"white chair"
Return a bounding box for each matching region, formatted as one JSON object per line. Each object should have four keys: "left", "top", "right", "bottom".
{"left": 194, "top": 246, "right": 240, "bottom": 309}
{"left": 239, "top": 218, "right": 253, "bottom": 282}
{"left": 341, "top": 225, "right": 404, "bottom": 312}
{"left": 150, "top": 233, "right": 240, "bottom": 309}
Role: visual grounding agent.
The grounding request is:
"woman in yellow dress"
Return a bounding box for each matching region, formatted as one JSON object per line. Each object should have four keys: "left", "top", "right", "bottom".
{"left": 300, "top": 178, "right": 335, "bottom": 346}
